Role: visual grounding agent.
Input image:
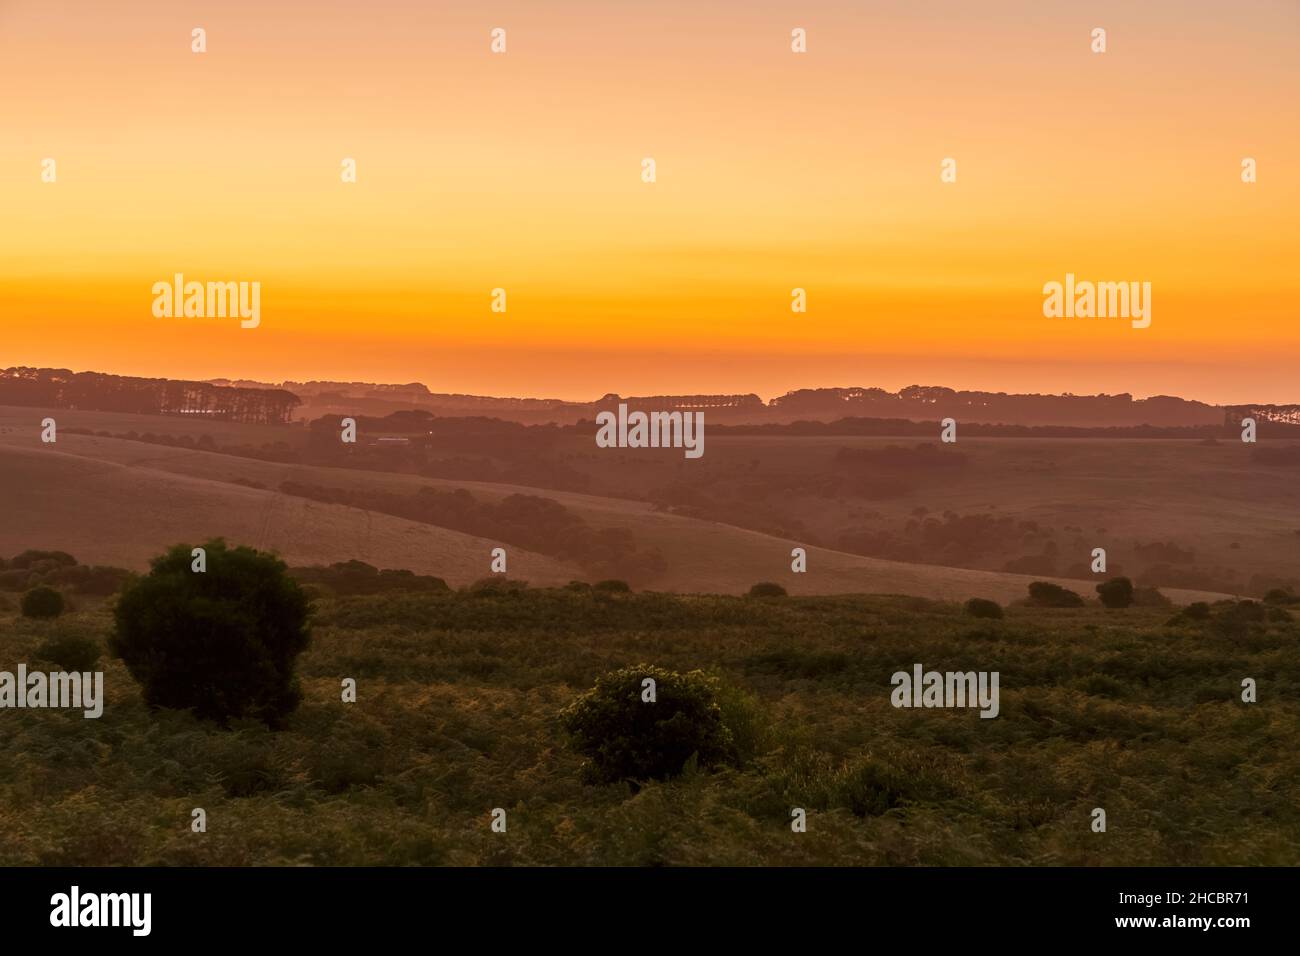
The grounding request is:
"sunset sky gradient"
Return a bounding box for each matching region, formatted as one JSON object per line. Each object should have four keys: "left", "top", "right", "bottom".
{"left": 2, "top": 0, "right": 1297, "bottom": 402}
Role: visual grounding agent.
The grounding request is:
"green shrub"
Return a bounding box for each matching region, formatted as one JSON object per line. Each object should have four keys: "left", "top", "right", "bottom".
{"left": 593, "top": 579, "right": 631, "bottom": 593}
{"left": 1132, "top": 586, "right": 1171, "bottom": 607}
{"left": 748, "top": 582, "right": 788, "bottom": 598}
{"left": 34, "top": 629, "right": 102, "bottom": 671}
{"left": 1074, "top": 673, "right": 1129, "bottom": 699}
{"left": 21, "top": 585, "right": 65, "bottom": 619}
{"left": 964, "top": 597, "right": 1003, "bottom": 619}
{"left": 202, "top": 731, "right": 295, "bottom": 797}
{"left": 109, "top": 540, "right": 312, "bottom": 726}
{"left": 1263, "top": 588, "right": 1298, "bottom": 606}
{"left": 560, "top": 664, "right": 740, "bottom": 783}
{"left": 1211, "top": 600, "right": 1267, "bottom": 637}
{"left": 291, "top": 561, "right": 449, "bottom": 596}
{"left": 1026, "top": 581, "right": 1084, "bottom": 607}
{"left": 1096, "top": 577, "right": 1135, "bottom": 609}
{"left": 830, "top": 758, "right": 918, "bottom": 817}
{"left": 377, "top": 568, "right": 449, "bottom": 591}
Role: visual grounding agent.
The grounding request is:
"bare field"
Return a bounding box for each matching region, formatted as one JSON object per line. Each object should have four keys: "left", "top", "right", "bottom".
{"left": 0, "top": 411, "right": 1235, "bottom": 603}
{"left": 555, "top": 432, "right": 1300, "bottom": 593}
{"left": 0, "top": 439, "right": 580, "bottom": 586}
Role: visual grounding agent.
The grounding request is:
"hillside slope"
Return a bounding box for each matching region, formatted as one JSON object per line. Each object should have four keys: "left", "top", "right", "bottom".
{"left": 0, "top": 441, "right": 581, "bottom": 586}
{"left": 0, "top": 428, "right": 1229, "bottom": 603}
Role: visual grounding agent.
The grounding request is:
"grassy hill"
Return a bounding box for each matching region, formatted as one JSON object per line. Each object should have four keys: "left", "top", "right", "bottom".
{"left": 553, "top": 432, "right": 1300, "bottom": 594}
{"left": 0, "top": 417, "right": 1233, "bottom": 602}
{"left": 1, "top": 586, "right": 1296, "bottom": 865}
{"left": 0, "top": 439, "right": 581, "bottom": 587}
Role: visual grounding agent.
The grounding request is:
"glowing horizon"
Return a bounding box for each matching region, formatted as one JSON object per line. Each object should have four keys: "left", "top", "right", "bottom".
{"left": 2, "top": 0, "right": 1297, "bottom": 405}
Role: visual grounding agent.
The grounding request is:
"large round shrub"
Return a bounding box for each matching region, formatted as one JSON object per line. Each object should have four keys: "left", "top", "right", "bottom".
{"left": 109, "top": 540, "right": 311, "bottom": 726}
{"left": 35, "top": 628, "right": 101, "bottom": 671}
{"left": 748, "top": 582, "right": 788, "bottom": 598}
{"left": 964, "top": 597, "right": 1003, "bottom": 619}
{"left": 21, "top": 585, "right": 65, "bottom": 619}
{"left": 560, "top": 664, "right": 739, "bottom": 783}
{"left": 1026, "top": 581, "right": 1084, "bottom": 608}
{"left": 1096, "top": 577, "right": 1135, "bottom": 608}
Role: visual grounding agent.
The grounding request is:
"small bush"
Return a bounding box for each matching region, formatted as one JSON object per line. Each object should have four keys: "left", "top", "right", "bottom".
{"left": 109, "top": 540, "right": 312, "bottom": 726}
{"left": 1263, "top": 588, "right": 1298, "bottom": 606}
{"left": 593, "top": 579, "right": 631, "bottom": 593}
{"left": 203, "top": 732, "right": 294, "bottom": 798}
{"left": 1210, "top": 600, "right": 1271, "bottom": 639}
{"left": 291, "top": 562, "right": 449, "bottom": 596}
{"left": 1026, "top": 581, "right": 1084, "bottom": 608}
{"left": 964, "top": 597, "right": 1003, "bottom": 619}
{"left": 560, "top": 664, "right": 740, "bottom": 783}
{"left": 748, "top": 582, "right": 788, "bottom": 598}
{"left": 1096, "top": 577, "right": 1135, "bottom": 609}
{"left": 21, "top": 586, "right": 65, "bottom": 619}
{"left": 1183, "top": 601, "right": 1212, "bottom": 620}
{"left": 1074, "top": 673, "right": 1128, "bottom": 699}
{"left": 34, "top": 630, "right": 101, "bottom": 671}
{"left": 1132, "top": 586, "right": 1171, "bottom": 607}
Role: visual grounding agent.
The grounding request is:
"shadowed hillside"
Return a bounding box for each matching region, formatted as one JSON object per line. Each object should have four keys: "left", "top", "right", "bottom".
{"left": 0, "top": 416, "right": 1235, "bottom": 603}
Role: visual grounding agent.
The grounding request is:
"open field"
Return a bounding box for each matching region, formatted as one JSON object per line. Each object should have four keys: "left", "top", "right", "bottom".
{"left": 1, "top": 588, "right": 1296, "bottom": 866}
{"left": 0, "top": 417, "right": 1232, "bottom": 602}
{"left": 552, "top": 432, "right": 1300, "bottom": 593}
{"left": 0, "top": 440, "right": 581, "bottom": 587}
{"left": 4, "top": 404, "right": 1295, "bottom": 597}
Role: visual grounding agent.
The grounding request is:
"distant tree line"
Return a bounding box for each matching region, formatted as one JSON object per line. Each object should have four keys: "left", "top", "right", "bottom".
{"left": 0, "top": 367, "right": 301, "bottom": 424}
{"left": 767, "top": 386, "right": 1225, "bottom": 427}
{"left": 693, "top": 417, "right": 1300, "bottom": 439}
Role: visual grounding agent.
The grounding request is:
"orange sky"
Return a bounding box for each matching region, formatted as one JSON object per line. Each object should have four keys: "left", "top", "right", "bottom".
{"left": 2, "top": 0, "right": 1297, "bottom": 403}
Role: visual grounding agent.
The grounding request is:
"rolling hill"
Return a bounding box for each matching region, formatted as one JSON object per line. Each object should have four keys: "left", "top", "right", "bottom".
{"left": 0, "top": 438, "right": 582, "bottom": 587}
{"left": 0, "top": 413, "right": 1231, "bottom": 603}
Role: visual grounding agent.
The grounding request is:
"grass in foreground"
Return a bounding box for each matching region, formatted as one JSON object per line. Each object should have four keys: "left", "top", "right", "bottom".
{"left": 0, "top": 588, "right": 1296, "bottom": 865}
